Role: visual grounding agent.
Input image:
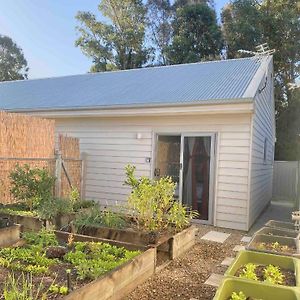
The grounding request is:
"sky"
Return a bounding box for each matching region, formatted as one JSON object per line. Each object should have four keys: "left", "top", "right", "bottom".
{"left": 0, "top": 0, "right": 228, "bottom": 79}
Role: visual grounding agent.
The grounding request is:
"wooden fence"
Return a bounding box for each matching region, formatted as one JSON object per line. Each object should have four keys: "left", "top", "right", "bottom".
{"left": 0, "top": 111, "right": 82, "bottom": 204}
{"left": 272, "top": 161, "right": 300, "bottom": 206}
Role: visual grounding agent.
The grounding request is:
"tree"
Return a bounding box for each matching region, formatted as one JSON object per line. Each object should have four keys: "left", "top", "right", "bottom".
{"left": 146, "top": 0, "right": 173, "bottom": 65}
{"left": 0, "top": 35, "right": 28, "bottom": 81}
{"left": 221, "top": 0, "right": 263, "bottom": 58}
{"left": 166, "top": 3, "right": 223, "bottom": 64}
{"left": 75, "top": 0, "right": 150, "bottom": 72}
{"left": 221, "top": 0, "right": 300, "bottom": 160}
{"left": 275, "top": 87, "right": 300, "bottom": 160}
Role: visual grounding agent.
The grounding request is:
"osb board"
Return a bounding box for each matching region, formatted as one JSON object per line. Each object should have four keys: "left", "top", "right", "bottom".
{"left": 64, "top": 248, "right": 156, "bottom": 300}
{"left": 0, "top": 111, "right": 55, "bottom": 158}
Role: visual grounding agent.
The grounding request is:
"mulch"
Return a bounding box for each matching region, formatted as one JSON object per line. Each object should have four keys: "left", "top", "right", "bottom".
{"left": 125, "top": 225, "right": 245, "bottom": 300}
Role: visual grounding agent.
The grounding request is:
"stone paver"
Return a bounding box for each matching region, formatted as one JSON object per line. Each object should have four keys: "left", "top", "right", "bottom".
{"left": 241, "top": 236, "right": 252, "bottom": 243}
{"left": 200, "top": 231, "right": 231, "bottom": 243}
{"left": 221, "top": 257, "right": 235, "bottom": 266}
{"left": 233, "top": 245, "right": 245, "bottom": 252}
{"left": 204, "top": 273, "right": 224, "bottom": 287}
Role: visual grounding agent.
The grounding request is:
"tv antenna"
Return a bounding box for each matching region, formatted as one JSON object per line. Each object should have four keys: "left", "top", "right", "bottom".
{"left": 238, "top": 43, "right": 275, "bottom": 56}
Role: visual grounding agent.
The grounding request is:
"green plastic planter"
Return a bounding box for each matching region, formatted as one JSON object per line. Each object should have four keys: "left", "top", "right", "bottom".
{"left": 255, "top": 226, "right": 300, "bottom": 239}
{"left": 213, "top": 278, "right": 300, "bottom": 300}
{"left": 225, "top": 250, "right": 300, "bottom": 287}
{"left": 246, "top": 234, "right": 300, "bottom": 257}
{"left": 265, "top": 220, "right": 297, "bottom": 232}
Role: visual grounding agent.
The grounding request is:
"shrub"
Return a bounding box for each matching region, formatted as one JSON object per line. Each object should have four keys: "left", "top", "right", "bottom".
{"left": 37, "top": 197, "right": 73, "bottom": 221}
{"left": 10, "top": 165, "right": 56, "bottom": 211}
{"left": 74, "top": 206, "right": 127, "bottom": 231}
{"left": 124, "top": 165, "right": 197, "bottom": 233}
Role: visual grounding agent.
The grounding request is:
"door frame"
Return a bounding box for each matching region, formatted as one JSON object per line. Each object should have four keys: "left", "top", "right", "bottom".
{"left": 153, "top": 132, "right": 217, "bottom": 225}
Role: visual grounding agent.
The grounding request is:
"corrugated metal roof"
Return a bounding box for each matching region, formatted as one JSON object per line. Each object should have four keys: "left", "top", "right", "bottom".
{"left": 0, "top": 56, "right": 266, "bottom": 111}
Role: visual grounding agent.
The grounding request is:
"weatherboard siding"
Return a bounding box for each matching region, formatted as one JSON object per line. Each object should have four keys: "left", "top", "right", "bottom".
{"left": 55, "top": 113, "right": 251, "bottom": 230}
{"left": 249, "top": 59, "right": 275, "bottom": 228}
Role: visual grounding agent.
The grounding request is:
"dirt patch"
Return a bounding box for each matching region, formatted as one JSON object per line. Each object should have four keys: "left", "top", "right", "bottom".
{"left": 126, "top": 225, "right": 245, "bottom": 300}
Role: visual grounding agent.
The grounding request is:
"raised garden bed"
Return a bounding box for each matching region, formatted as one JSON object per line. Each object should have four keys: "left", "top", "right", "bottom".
{"left": 255, "top": 227, "right": 300, "bottom": 239}
{"left": 213, "top": 278, "right": 300, "bottom": 300}
{"left": 246, "top": 234, "right": 300, "bottom": 257}
{"left": 265, "top": 220, "right": 297, "bottom": 232}
{"left": 0, "top": 229, "right": 155, "bottom": 299}
{"left": 0, "top": 223, "right": 21, "bottom": 247}
{"left": 225, "top": 250, "right": 300, "bottom": 287}
{"left": 73, "top": 225, "right": 197, "bottom": 260}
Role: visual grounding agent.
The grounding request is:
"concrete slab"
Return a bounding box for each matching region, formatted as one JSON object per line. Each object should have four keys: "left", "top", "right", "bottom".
{"left": 241, "top": 236, "right": 252, "bottom": 243}
{"left": 221, "top": 257, "right": 235, "bottom": 266}
{"left": 204, "top": 273, "right": 224, "bottom": 287}
{"left": 233, "top": 245, "right": 245, "bottom": 252}
{"left": 249, "top": 201, "right": 293, "bottom": 234}
{"left": 201, "top": 231, "right": 230, "bottom": 243}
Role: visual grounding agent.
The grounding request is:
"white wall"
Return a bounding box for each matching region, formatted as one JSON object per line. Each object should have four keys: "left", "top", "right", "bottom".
{"left": 55, "top": 112, "right": 252, "bottom": 231}
{"left": 249, "top": 59, "right": 275, "bottom": 228}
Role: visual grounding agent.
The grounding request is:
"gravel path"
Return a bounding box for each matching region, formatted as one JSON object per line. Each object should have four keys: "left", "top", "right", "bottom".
{"left": 126, "top": 225, "right": 247, "bottom": 300}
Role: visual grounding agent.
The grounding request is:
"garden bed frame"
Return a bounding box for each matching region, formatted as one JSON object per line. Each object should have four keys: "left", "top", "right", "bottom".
{"left": 54, "top": 231, "right": 156, "bottom": 300}
{"left": 0, "top": 224, "right": 21, "bottom": 247}
{"left": 246, "top": 234, "right": 300, "bottom": 257}
{"left": 76, "top": 225, "right": 197, "bottom": 260}
{"left": 0, "top": 212, "right": 78, "bottom": 232}
{"left": 255, "top": 226, "right": 300, "bottom": 238}
{"left": 225, "top": 250, "right": 300, "bottom": 287}
{"left": 214, "top": 278, "right": 300, "bottom": 300}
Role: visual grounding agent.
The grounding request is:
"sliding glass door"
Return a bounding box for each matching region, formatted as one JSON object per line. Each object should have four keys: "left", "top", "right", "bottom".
{"left": 155, "top": 133, "right": 215, "bottom": 223}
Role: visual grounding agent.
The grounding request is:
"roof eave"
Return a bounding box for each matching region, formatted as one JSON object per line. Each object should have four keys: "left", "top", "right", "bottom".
{"left": 3, "top": 98, "right": 254, "bottom": 118}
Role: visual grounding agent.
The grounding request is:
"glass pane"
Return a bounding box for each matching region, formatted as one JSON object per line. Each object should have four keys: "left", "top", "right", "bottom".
{"left": 156, "top": 135, "right": 181, "bottom": 199}
{"left": 182, "top": 136, "right": 211, "bottom": 220}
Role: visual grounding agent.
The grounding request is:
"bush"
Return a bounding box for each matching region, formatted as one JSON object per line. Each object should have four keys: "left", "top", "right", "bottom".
{"left": 10, "top": 165, "right": 56, "bottom": 211}
{"left": 124, "top": 165, "right": 197, "bottom": 233}
{"left": 74, "top": 206, "right": 127, "bottom": 231}
{"left": 37, "top": 197, "right": 73, "bottom": 221}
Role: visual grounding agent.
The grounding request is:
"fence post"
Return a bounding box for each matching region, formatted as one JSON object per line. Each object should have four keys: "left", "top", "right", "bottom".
{"left": 55, "top": 150, "right": 62, "bottom": 198}
{"left": 80, "top": 152, "right": 87, "bottom": 200}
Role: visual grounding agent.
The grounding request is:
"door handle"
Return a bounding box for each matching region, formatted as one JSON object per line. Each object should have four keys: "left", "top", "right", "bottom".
{"left": 154, "top": 168, "right": 160, "bottom": 177}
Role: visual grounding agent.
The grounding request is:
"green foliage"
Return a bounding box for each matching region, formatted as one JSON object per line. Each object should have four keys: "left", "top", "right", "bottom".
{"left": 22, "top": 228, "right": 59, "bottom": 247}
{"left": 69, "top": 187, "right": 80, "bottom": 205}
{"left": 74, "top": 206, "right": 127, "bottom": 231}
{"left": 73, "top": 199, "right": 95, "bottom": 211}
{"left": 0, "top": 35, "right": 28, "bottom": 82}
{"left": 75, "top": 0, "right": 150, "bottom": 72}
{"left": 49, "top": 284, "right": 69, "bottom": 295}
{"left": 10, "top": 165, "right": 56, "bottom": 211}
{"left": 37, "top": 197, "right": 73, "bottom": 221}
{"left": 146, "top": 0, "right": 173, "bottom": 65}
{"left": 3, "top": 273, "right": 48, "bottom": 300}
{"left": 230, "top": 291, "right": 247, "bottom": 300}
{"left": 264, "top": 264, "right": 284, "bottom": 285}
{"left": 166, "top": 3, "right": 223, "bottom": 64}
{"left": 0, "top": 207, "right": 37, "bottom": 217}
{"left": 125, "top": 164, "right": 197, "bottom": 232}
{"left": 239, "top": 263, "right": 258, "bottom": 281}
{"left": 64, "top": 241, "right": 140, "bottom": 280}
{"left": 221, "top": 0, "right": 300, "bottom": 160}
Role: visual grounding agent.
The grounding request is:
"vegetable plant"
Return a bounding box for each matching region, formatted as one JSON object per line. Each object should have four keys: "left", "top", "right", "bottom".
{"left": 125, "top": 165, "right": 197, "bottom": 233}
{"left": 263, "top": 264, "right": 284, "bottom": 285}
{"left": 74, "top": 205, "right": 127, "bottom": 231}
{"left": 230, "top": 291, "right": 247, "bottom": 300}
{"left": 3, "top": 273, "right": 49, "bottom": 300}
{"left": 239, "top": 263, "right": 258, "bottom": 281}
